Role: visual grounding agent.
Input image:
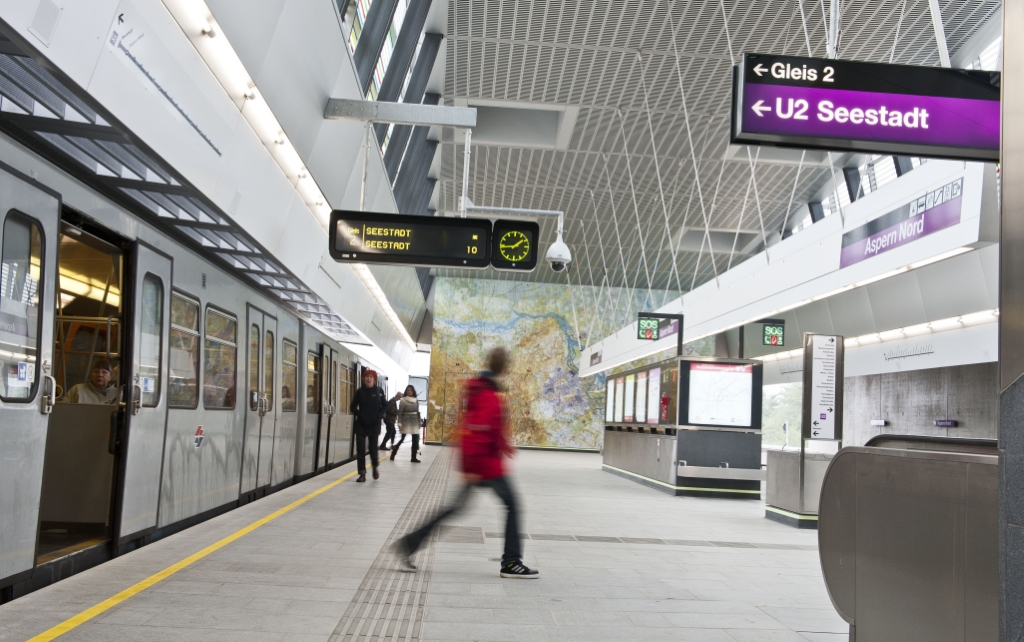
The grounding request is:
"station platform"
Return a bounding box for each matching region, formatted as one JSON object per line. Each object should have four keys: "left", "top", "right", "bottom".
{"left": 0, "top": 448, "right": 846, "bottom": 642}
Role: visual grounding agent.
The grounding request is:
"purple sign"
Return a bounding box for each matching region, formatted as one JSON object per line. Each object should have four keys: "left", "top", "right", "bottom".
{"left": 742, "top": 84, "right": 999, "bottom": 152}
{"left": 839, "top": 178, "right": 963, "bottom": 269}
{"left": 934, "top": 420, "right": 958, "bottom": 428}
{"left": 659, "top": 319, "right": 679, "bottom": 339}
{"left": 732, "top": 54, "right": 1000, "bottom": 161}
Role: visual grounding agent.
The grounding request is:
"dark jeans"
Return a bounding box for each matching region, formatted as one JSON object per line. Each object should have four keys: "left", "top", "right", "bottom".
{"left": 355, "top": 433, "right": 379, "bottom": 474}
{"left": 392, "top": 433, "right": 419, "bottom": 455}
{"left": 403, "top": 475, "right": 521, "bottom": 563}
{"left": 380, "top": 421, "right": 397, "bottom": 449}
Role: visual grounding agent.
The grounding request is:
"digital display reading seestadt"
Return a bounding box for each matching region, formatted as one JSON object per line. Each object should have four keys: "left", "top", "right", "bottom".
{"left": 329, "top": 211, "right": 491, "bottom": 268}
{"left": 732, "top": 53, "right": 999, "bottom": 161}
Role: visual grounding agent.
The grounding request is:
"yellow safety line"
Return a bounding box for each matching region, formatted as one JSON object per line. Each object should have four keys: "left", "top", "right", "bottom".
{"left": 27, "top": 468, "right": 361, "bottom": 641}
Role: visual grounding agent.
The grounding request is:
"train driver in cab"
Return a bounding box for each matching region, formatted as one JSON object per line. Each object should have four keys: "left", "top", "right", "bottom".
{"left": 64, "top": 359, "right": 118, "bottom": 404}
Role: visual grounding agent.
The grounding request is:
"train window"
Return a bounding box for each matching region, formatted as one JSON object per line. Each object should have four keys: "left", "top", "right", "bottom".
{"left": 282, "top": 340, "right": 297, "bottom": 412}
{"left": 140, "top": 274, "right": 162, "bottom": 407}
{"left": 306, "top": 352, "right": 319, "bottom": 414}
{"left": 203, "top": 308, "right": 236, "bottom": 409}
{"left": 264, "top": 330, "right": 274, "bottom": 412}
{"left": 248, "top": 325, "right": 259, "bottom": 411}
{"left": 0, "top": 213, "right": 42, "bottom": 402}
{"left": 169, "top": 293, "right": 199, "bottom": 408}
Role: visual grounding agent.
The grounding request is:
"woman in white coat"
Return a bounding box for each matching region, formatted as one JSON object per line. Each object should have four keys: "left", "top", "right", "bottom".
{"left": 390, "top": 385, "right": 422, "bottom": 463}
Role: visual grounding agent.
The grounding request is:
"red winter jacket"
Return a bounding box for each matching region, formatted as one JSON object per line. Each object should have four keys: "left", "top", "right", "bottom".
{"left": 459, "top": 374, "right": 512, "bottom": 480}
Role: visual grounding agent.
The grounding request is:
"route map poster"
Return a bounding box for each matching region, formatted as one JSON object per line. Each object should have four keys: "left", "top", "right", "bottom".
{"left": 687, "top": 363, "right": 754, "bottom": 427}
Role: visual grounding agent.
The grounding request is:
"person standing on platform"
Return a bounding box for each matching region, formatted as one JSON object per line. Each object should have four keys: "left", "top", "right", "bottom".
{"left": 395, "top": 347, "right": 538, "bottom": 579}
{"left": 380, "top": 392, "right": 401, "bottom": 451}
{"left": 390, "top": 385, "right": 422, "bottom": 463}
{"left": 351, "top": 369, "right": 386, "bottom": 482}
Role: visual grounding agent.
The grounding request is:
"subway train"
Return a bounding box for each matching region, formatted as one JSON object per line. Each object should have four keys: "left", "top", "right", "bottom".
{"left": 0, "top": 138, "right": 389, "bottom": 601}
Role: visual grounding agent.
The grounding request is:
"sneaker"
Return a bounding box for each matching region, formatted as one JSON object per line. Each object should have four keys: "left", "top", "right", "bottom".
{"left": 500, "top": 560, "right": 539, "bottom": 579}
{"left": 393, "top": 538, "right": 416, "bottom": 571}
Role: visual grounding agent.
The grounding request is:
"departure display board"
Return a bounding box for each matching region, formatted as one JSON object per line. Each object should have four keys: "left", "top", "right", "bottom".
{"left": 491, "top": 220, "right": 540, "bottom": 271}
{"left": 731, "top": 53, "right": 1000, "bottom": 161}
{"left": 330, "top": 211, "right": 491, "bottom": 268}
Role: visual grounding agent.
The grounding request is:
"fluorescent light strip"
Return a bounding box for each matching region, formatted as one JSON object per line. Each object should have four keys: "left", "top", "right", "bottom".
{"left": 161, "top": 0, "right": 415, "bottom": 350}
{"left": 756, "top": 308, "right": 999, "bottom": 363}
{"left": 583, "top": 246, "right": 975, "bottom": 378}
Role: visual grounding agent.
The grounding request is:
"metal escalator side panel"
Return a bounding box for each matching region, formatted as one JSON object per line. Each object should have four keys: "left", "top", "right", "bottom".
{"left": 965, "top": 461, "right": 999, "bottom": 642}
{"left": 818, "top": 448, "right": 857, "bottom": 625}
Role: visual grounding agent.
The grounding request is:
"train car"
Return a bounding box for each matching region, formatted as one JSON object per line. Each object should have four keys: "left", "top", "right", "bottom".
{"left": 0, "top": 139, "right": 383, "bottom": 600}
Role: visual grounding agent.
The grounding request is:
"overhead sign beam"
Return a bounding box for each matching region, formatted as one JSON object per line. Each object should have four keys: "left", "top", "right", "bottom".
{"left": 324, "top": 99, "right": 477, "bottom": 128}
{"left": 731, "top": 53, "right": 999, "bottom": 161}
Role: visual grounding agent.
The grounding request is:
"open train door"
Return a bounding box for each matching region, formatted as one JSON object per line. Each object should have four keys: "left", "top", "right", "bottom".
{"left": 0, "top": 168, "right": 59, "bottom": 591}
{"left": 116, "top": 242, "right": 171, "bottom": 543}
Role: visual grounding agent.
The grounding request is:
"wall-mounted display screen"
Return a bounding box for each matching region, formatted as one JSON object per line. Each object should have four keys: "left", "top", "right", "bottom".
{"left": 635, "top": 371, "right": 648, "bottom": 423}
{"left": 687, "top": 363, "right": 754, "bottom": 427}
{"left": 646, "top": 367, "right": 661, "bottom": 425}
{"left": 614, "top": 377, "right": 625, "bottom": 422}
{"left": 329, "top": 211, "right": 491, "bottom": 268}
{"left": 605, "top": 378, "right": 614, "bottom": 422}
{"left": 624, "top": 374, "right": 635, "bottom": 422}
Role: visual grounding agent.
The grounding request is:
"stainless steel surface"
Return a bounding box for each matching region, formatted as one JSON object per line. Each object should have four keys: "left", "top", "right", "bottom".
{"left": 1003, "top": 0, "right": 1024, "bottom": 392}
{"left": 241, "top": 306, "right": 277, "bottom": 495}
{"left": 324, "top": 98, "right": 477, "bottom": 127}
{"left": 602, "top": 430, "right": 675, "bottom": 485}
{"left": 818, "top": 444, "right": 998, "bottom": 641}
{"left": 118, "top": 242, "right": 172, "bottom": 540}
{"left": 270, "top": 312, "right": 299, "bottom": 487}
{"left": 0, "top": 168, "right": 58, "bottom": 584}
{"left": 677, "top": 465, "right": 766, "bottom": 481}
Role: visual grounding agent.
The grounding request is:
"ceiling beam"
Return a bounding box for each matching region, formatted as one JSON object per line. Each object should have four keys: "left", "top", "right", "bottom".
{"left": 325, "top": 98, "right": 476, "bottom": 128}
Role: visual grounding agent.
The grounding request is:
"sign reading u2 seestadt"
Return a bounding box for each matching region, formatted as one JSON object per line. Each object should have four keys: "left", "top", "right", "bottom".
{"left": 330, "top": 211, "right": 491, "bottom": 268}
{"left": 732, "top": 53, "right": 1000, "bottom": 161}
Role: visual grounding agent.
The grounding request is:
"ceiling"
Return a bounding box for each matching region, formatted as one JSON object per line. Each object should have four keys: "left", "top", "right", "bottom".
{"left": 430, "top": 0, "right": 1001, "bottom": 293}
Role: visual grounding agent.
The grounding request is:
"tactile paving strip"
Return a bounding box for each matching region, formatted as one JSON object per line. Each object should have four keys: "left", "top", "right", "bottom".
{"left": 330, "top": 447, "right": 453, "bottom": 642}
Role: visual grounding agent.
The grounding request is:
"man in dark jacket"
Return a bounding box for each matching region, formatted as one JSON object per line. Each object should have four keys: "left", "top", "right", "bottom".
{"left": 395, "top": 347, "right": 538, "bottom": 578}
{"left": 350, "top": 369, "right": 386, "bottom": 482}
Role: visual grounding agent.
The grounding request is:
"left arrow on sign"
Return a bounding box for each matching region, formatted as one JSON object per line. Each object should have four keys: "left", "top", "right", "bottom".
{"left": 754, "top": 64, "right": 767, "bottom": 76}
{"left": 752, "top": 100, "right": 770, "bottom": 117}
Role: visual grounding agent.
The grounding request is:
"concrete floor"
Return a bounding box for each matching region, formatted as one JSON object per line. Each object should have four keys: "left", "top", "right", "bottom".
{"left": 0, "top": 447, "right": 847, "bottom": 641}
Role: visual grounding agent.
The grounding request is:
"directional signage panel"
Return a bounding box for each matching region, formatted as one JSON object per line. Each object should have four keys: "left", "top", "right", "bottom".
{"left": 732, "top": 53, "right": 1000, "bottom": 161}
{"left": 802, "top": 333, "right": 844, "bottom": 440}
{"left": 329, "top": 211, "right": 491, "bottom": 268}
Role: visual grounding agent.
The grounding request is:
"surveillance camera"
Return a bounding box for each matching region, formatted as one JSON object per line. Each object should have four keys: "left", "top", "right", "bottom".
{"left": 546, "top": 234, "right": 572, "bottom": 272}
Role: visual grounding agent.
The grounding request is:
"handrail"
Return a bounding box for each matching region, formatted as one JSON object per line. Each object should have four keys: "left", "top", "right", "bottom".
{"left": 863, "top": 434, "right": 997, "bottom": 454}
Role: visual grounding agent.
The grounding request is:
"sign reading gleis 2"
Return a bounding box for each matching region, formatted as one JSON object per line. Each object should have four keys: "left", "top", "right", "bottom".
{"left": 732, "top": 53, "right": 999, "bottom": 161}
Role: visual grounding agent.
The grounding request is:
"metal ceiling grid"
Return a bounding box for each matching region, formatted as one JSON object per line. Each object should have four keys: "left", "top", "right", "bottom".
{"left": 0, "top": 45, "right": 367, "bottom": 345}
{"left": 433, "top": 0, "right": 1000, "bottom": 293}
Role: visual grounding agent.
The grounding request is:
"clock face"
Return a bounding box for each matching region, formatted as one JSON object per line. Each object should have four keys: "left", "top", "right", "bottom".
{"left": 499, "top": 230, "right": 531, "bottom": 262}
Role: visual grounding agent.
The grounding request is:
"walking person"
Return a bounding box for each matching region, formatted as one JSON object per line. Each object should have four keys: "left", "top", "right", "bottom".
{"left": 390, "top": 385, "right": 422, "bottom": 463}
{"left": 350, "top": 369, "right": 386, "bottom": 482}
{"left": 380, "top": 392, "right": 401, "bottom": 451}
{"left": 395, "top": 347, "right": 538, "bottom": 578}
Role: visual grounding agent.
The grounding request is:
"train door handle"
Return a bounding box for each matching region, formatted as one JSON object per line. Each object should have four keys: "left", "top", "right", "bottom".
{"left": 41, "top": 373, "right": 57, "bottom": 414}
{"left": 258, "top": 394, "right": 268, "bottom": 416}
{"left": 132, "top": 382, "right": 142, "bottom": 415}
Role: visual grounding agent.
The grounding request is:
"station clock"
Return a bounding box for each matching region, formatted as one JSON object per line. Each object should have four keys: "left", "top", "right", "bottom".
{"left": 490, "top": 220, "right": 539, "bottom": 271}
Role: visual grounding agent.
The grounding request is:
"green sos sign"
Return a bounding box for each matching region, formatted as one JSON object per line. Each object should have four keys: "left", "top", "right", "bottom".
{"left": 638, "top": 318, "right": 660, "bottom": 340}
{"left": 763, "top": 323, "right": 785, "bottom": 346}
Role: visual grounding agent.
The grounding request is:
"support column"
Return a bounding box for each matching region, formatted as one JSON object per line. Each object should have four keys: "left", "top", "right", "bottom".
{"left": 1000, "top": 2, "right": 1024, "bottom": 639}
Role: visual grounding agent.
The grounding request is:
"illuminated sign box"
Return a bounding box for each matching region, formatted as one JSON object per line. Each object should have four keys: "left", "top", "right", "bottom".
{"left": 638, "top": 318, "right": 659, "bottom": 340}
{"left": 731, "top": 53, "right": 999, "bottom": 161}
{"left": 330, "top": 211, "right": 491, "bottom": 268}
{"left": 763, "top": 323, "right": 785, "bottom": 346}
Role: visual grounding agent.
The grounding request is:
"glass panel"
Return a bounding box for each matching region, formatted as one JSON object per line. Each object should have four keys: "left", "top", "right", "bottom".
{"left": 264, "top": 331, "right": 274, "bottom": 412}
{"left": 169, "top": 328, "right": 198, "bottom": 408}
{"left": 249, "top": 324, "right": 259, "bottom": 411}
{"left": 282, "top": 339, "right": 297, "bottom": 412}
{"left": 306, "top": 352, "right": 319, "bottom": 414}
{"left": 283, "top": 340, "right": 297, "bottom": 365}
{"left": 206, "top": 309, "right": 236, "bottom": 342}
{"left": 203, "top": 308, "right": 236, "bottom": 409}
{"left": 0, "top": 214, "right": 42, "bottom": 402}
{"left": 140, "top": 274, "right": 162, "bottom": 407}
{"left": 171, "top": 294, "right": 198, "bottom": 331}
{"left": 332, "top": 361, "right": 338, "bottom": 408}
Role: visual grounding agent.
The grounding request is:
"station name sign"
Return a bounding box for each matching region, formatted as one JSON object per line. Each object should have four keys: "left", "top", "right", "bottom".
{"left": 731, "top": 53, "right": 999, "bottom": 161}
{"left": 329, "top": 211, "right": 539, "bottom": 271}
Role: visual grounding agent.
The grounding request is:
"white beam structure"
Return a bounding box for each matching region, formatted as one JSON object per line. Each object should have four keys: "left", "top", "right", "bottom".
{"left": 324, "top": 99, "right": 477, "bottom": 128}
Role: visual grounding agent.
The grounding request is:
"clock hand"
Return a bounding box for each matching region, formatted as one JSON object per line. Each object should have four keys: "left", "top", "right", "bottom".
{"left": 501, "top": 239, "right": 525, "bottom": 249}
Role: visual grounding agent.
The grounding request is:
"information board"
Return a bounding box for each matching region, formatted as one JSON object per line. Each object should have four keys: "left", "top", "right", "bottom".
{"left": 330, "top": 211, "right": 491, "bottom": 268}
{"left": 605, "top": 378, "right": 614, "bottom": 422}
{"left": 646, "top": 367, "right": 661, "bottom": 425}
{"left": 732, "top": 53, "right": 1000, "bottom": 161}
{"left": 687, "top": 363, "right": 754, "bottom": 428}
{"left": 635, "top": 371, "right": 648, "bottom": 423}
{"left": 802, "top": 334, "right": 844, "bottom": 439}
{"left": 614, "top": 377, "right": 625, "bottom": 422}
{"left": 624, "top": 374, "right": 635, "bottom": 422}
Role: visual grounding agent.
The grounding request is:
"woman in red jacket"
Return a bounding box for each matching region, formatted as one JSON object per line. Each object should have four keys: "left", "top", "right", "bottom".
{"left": 396, "top": 347, "right": 538, "bottom": 578}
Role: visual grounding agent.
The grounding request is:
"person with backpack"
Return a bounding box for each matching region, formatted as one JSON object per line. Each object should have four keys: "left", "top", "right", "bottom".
{"left": 350, "top": 369, "right": 386, "bottom": 482}
{"left": 380, "top": 392, "right": 401, "bottom": 451}
{"left": 394, "top": 347, "right": 538, "bottom": 578}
